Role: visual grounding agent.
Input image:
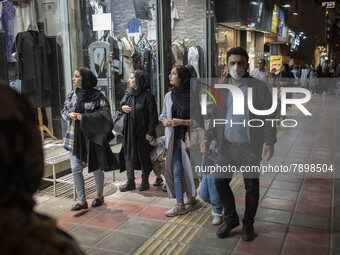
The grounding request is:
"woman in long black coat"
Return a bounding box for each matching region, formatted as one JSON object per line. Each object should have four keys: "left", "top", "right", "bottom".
{"left": 119, "top": 70, "right": 159, "bottom": 192}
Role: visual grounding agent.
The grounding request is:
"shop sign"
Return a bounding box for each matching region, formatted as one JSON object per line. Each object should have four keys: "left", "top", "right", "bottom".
{"left": 271, "top": 4, "right": 278, "bottom": 34}
{"left": 322, "top": 2, "right": 335, "bottom": 8}
{"left": 92, "top": 13, "right": 111, "bottom": 31}
{"left": 270, "top": 55, "right": 282, "bottom": 75}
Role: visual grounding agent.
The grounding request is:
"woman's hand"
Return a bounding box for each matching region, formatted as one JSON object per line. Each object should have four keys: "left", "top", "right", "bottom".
{"left": 68, "top": 112, "right": 78, "bottom": 120}
{"left": 145, "top": 134, "right": 154, "bottom": 142}
{"left": 122, "top": 105, "right": 132, "bottom": 114}
{"left": 163, "top": 119, "right": 191, "bottom": 127}
{"left": 163, "top": 119, "right": 172, "bottom": 127}
{"left": 76, "top": 113, "right": 82, "bottom": 121}
{"left": 173, "top": 118, "right": 191, "bottom": 126}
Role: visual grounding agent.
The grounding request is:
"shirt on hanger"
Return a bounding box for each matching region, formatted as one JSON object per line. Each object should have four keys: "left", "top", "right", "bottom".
{"left": 126, "top": 18, "right": 141, "bottom": 44}
{"left": 171, "top": 0, "right": 179, "bottom": 29}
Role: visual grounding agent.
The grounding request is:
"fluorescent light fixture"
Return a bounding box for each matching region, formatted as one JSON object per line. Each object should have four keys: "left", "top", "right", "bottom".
{"left": 292, "top": 12, "right": 298, "bottom": 15}
{"left": 303, "top": 36, "right": 306, "bottom": 39}
{"left": 282, "top": 4, "right": 291, "bottom": 8}
{"left": 250, "top": 1, "right": 259, "bottom": 5}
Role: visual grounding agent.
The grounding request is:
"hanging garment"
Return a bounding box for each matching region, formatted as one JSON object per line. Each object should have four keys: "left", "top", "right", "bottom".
{"left": 188, "top": 46, "right": 200, "bottom": 78}
{"left": 196, "top": 46, "right": 204, "bottom": 78}
{"left": 126, "top": 18, "right": 141, "bottom": 44}
{"left": 13, "top": 31, "right": 51, "bottom": 108}
{"left": 0, "top": 3, "right": 2, "bottom": 31}
{"left": 13, "top": 1, "right": 38, "bottom": 39}
{"left": 0, "top": 1, "right": 14, "bottom": 62}
{"left": 132, "top": 39, "right": 153, "bottom": 76}
{"left": 171, "top": 0, "right": 179, "bottom": 29}
{"left": 147, "top": 0, "right": 157, "bottom": 41}
{"left": 171, "top": 42, "right": 185, "bottom": 66}
{"left": 122, "top": 37, "right": 134, "bottom": 82}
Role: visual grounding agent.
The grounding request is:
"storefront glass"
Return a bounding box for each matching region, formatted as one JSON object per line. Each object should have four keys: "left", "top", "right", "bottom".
{"left": 169, "top": 0, "right": 207, "bottom": 83}
{"left": 68, "top": 0, "right": 160, "bottom": 114}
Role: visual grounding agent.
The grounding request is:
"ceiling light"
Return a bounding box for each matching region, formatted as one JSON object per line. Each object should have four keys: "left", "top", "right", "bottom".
{"left": 292, "top": 12, "right": 298, "bottom": 15}
{"left": 250, "top": 1, "right": 259, "bottom": 5}
{"left": 303, "top": 36, "right": 306, "bottom": 39}
{"left": 282, "top": 4, "right": 291, "bottom": 8}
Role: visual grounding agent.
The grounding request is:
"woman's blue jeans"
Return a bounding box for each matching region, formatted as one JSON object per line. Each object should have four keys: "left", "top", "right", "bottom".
{"left": 70, "top": 152, "right": 104, "bottom": 201}
{"left": 172, "top": 139, "right": 184, "bottom": 204}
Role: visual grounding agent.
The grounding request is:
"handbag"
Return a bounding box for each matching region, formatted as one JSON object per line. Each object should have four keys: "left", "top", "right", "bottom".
{"left": 112, "top": 111, "right": 126, "bottom": 135}
{"left": 185, "top": 126, "right": 205, "bottom": 150}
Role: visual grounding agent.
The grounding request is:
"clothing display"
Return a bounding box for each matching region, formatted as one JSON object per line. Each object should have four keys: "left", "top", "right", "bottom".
{"left": 132, "top": 38, "right": 153, "bottom": 76}
{"left": 132, "top": 0, "right": 153, "bottom": 20}
{"left": 147, "top": 0, "right": 156, "bottom": 41}
{"left": 13, "top": 1, "right": 38, "bottom": 39}
{"left": 172, "top": 41, "right": 188, "bottom": 66}
{"left": 171, "top": 0, "right": 179, "bottom": 30}
{"left": 188, "top": 46, "right": 200, "bottom": 78}
{"left": 122, "top": 37, "right": 134, "bottom": 82}
{"left": 126, "top": 18, "right": 141, "bottom": 44}
{"left": 13, "top": 31, "right": 52, "bottom": 108}
{"left": 0, "top": 0, "right": 14, "bottom": 62}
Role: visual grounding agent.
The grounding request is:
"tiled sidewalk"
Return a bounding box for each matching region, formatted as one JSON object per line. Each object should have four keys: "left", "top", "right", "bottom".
{"left": 34, "top": 94, "right": 340, "bottom": 255}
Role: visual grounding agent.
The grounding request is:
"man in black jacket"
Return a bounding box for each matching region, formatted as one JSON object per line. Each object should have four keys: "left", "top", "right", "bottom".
{"left": 201, "top": 47, "right": 277, "bottom": 241}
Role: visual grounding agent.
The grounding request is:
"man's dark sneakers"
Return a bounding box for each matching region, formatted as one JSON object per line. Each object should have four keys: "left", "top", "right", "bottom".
{"left": 217, "top": 221, "right": 240, "bottom": 238}
{"left": 153, "top": 177, "right": 164, "bottom": 186}
{"left": 119, "top": 181, "right": 136, "bottom": 192}
{"left": 242, "top": 225, "right": 255, "bottom": 242}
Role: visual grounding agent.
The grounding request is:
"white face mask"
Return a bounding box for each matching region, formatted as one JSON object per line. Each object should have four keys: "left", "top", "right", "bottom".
{"left": 229, "top": 64, "right": 245, "bottom": 80}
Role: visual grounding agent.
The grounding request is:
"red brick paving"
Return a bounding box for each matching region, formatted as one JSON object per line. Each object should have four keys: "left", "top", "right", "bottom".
{"left": 260, "top": 197, "right": 295, "bottom": 211}
{"left": 137, "top": 205, "right": 171, "bottom": 221}
{"left": 83, "top": 212, "right": 129, "bottom": 230}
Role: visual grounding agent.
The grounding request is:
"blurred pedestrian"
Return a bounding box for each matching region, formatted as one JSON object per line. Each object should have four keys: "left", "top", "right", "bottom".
{"left": 0, "top": 84, "right": 84, "bottom": 255}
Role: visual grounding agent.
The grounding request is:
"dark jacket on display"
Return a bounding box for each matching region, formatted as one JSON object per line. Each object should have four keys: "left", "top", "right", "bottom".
{"left": 81, "top": 108, "right": 119, "bottom": 172}
{"left": 205, "top": 74, "right": 277, "bottom": 161}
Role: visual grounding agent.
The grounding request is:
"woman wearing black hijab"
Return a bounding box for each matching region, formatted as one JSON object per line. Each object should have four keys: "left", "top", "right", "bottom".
{"left": 160, "top": 66, "right": 203, "bottom": 217}
{"left": 119, "top": 70, "right": 159, "bottom": 192}
{"left": 61, "top": 67, "right": 118, "bottom": 211}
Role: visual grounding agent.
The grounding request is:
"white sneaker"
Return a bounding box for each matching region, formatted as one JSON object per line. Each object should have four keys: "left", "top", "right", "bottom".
{"left": 212, "top": 210, "right": 223, "bottom": 225}
{"left": 165, "top": 204, "right": 187, "bottom": 217}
